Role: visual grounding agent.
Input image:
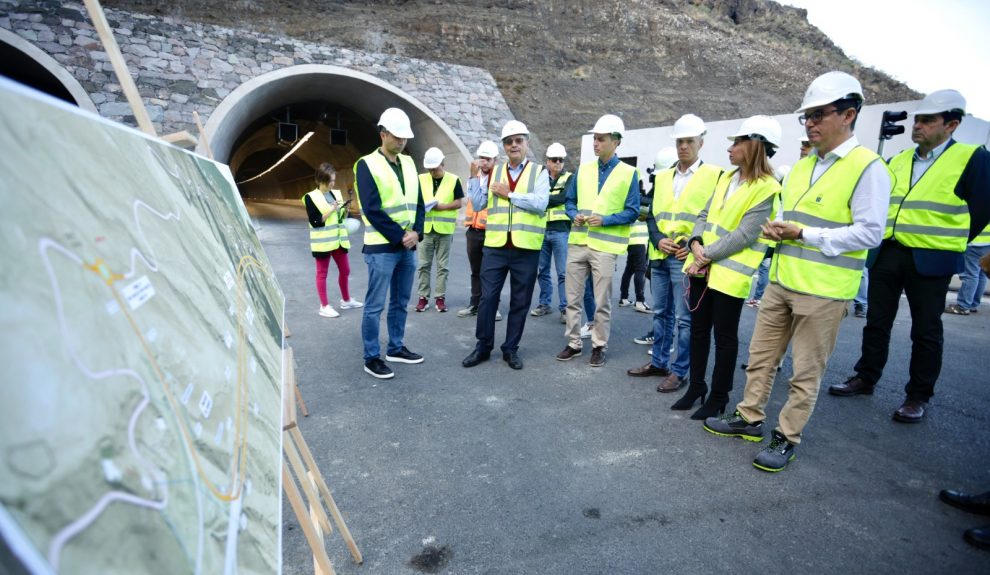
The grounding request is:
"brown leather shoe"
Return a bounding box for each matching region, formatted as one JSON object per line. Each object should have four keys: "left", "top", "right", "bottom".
{"left": 626, "top": 362, "right": 670, "bottom": 378}
{"left": 589, "top": 346, "right": 606, "bottom": 367}
{"left": 893, "top": 399, "right": 928, "bottom": 423}
{"left": 828, "top": 376, "right": 875, "bottom": 396}
{"left": 656, "top": 373, "right": 686, "bottom": 393}
{"left": 556, "top": 345, "right": 582, "bottom": 361}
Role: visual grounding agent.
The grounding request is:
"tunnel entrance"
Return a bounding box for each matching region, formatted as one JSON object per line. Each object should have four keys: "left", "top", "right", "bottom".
{"left": 0, "top": 29, "right": 96, "bottom": 112}
{"left": 205, "top": 64, "right": 471, "bottom": 209}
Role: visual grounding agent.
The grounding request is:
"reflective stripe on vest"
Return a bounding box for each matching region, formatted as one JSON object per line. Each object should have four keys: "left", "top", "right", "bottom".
{"left": 355, "top": 152, "right": 419, "bottom": 246}
{"left": 884, "top": 143, "right": 978, "bottom": 252}
{"left": 770, "top": 146, "right": 883, "bottom": 300}
{"left": 683, "top": 171, "right": 780, "bottom": 298}
{"left": 484, "top": 161, "right": 547, "bottom": 250}
{"left": 629, "top": 221, "right": 649, "bottom": 246}
{"left": 973, "top": 222, "right": 990, "bottom": 245}
{"left": 302, "top": 189, "right": 350, "bottom": 252}
{"left": 568, "top": 160, "right": 636, "bottom": 255}
{"left": 546, "top": 171, "right": 573, "bottom": 222}
{"left": 419, "top": 172, "right": 460, "bottom": 235}
{"left": 648, "top": 163, "right": 722, "bottom": 261}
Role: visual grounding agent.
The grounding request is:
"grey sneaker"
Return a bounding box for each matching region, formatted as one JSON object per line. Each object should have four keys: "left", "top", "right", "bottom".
{"left": 457, "top": 305, "right": 479, "bottom": 317}
{"left": 559, "top": 310, "right": 566, "bottom": 324}
{"left": 703, "top": 410, "right": 764, "bottom": 442}
{"left": 752, "top": 430, "right": 796, "bottom": 472}
{"left": 530, "top": 304, "right": 552, "bottom": 317}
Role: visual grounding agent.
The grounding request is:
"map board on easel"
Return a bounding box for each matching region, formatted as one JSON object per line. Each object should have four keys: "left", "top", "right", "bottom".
{"left": 0, "top": 78, "right": 285, "bottom": 574}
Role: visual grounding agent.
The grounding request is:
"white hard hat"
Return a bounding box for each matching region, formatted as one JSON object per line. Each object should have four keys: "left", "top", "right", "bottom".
{"left": 654, "top": 147, "right": 677, "bottom": 171}
{"left": 589, "top": 114, "right": 625, "bottom": 138}
{"left": 796, "top": 71, "right": 863, "bottom": 113}
{"left": 344, "top": 217, "right": 361, "bottom": 235}
{"left": 914, "top": 89, "right": 966, "bottom": 116}
{"left": 546, "top": 142, "right": 567, "bottom": 159}
{"left": 423, "top": 147, "right": 444, "bottom": 169}
{"left": 377, "top": 107, "right": 414, "bottom": 139}
{"left": 501, "top": 120, "right": 529, "bottom": 140}
{"left": 476, "top": 140, "right": 498, "bottom": 159}
{"left": 728, "top": 115, "right": 782, "bottom": 148}
{"left": 670, "top": 114, "right": 706, "bottom": 139}
{"left": 775, "top": 165, "right": 792, "bottom": 181}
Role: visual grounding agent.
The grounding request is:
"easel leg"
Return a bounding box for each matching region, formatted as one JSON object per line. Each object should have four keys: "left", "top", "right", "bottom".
{"left": 282, "top": 463, "right": 336, "bottom": 575}
{"left": 284, "top": 429, "right": 333, "bottom": 534}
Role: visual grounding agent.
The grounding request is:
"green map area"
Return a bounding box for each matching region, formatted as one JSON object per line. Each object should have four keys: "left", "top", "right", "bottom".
{"left": 0, "top": 80, "right": 284, "bottom": 574}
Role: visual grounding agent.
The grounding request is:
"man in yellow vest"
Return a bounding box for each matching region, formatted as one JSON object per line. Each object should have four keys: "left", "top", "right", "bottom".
{"left": 627, "top": 114, "right": 722, "bottom": 394}
{"left": 353, "top": 108, "right": 426, "bottom": 380}
{"left": 462, "top": 120, "right": 549, "bottom": 370}
{"left": 556, "top": 114, "right": 640, "bottom": 368}
{"left": 531, "top": 142, "right": 574, "bottom": 321}
{"left": 831, "top": 89, "right": 990, "bottom": 422}
{"left": 704, "top": 71, "right": 891, "bottom": 472}
{"left": 415, "top": 147, "right": 463, "bottom": 313}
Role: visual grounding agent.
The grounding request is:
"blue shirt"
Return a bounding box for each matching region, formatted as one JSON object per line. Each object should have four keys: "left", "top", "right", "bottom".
{"left": 564, "top": 154, "right": 640, "bottom": 226}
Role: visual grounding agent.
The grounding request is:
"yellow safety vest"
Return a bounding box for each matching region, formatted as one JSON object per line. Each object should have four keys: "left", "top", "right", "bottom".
{"left": 682, "top": 171, "right": 779, "bottom": 298}
{"left": 973, "top": 222, "right": 990, "bottom": 245}
{"left": 569, "top": 160, "right": 636, "bottom": 255}
{"left": 419, "top": 172, "right": 460, "bottom": 235}
{"left": 649, "top": 163, "right": 723, "bottom": 260}
{"left": 770, "top": 146, "right": 884, "bottom": 300}
{"left": 630, "top": 221, "right": 649, "bottom": 246}
{"left": 354, "top": 151, "right": 419, "bottom": 246}
{"left": 484, "top": 161, "right": 547, "bottom": 250}
{"left": 302, "top": 188, "right": 351, "bottom": 252}
{"left": 546, "top": 172, "right": 573, "bottom": 223}
{"left": 885, "top": 143, "right": 978, "bottom": 252}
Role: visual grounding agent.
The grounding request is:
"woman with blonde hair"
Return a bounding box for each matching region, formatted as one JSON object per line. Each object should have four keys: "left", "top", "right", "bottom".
{"left": 672, "top": 116, "right": 782, "bottom": 419}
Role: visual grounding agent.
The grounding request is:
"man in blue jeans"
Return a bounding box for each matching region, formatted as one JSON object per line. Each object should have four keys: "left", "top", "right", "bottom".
{"left": 353, "top": 108, "right": 426, "bottom": 379}
{"left": 947, "top": 227, "right": 989, "bottom": 315}
{"left": 531, "top": 143, "right": 573, "bottom": 322}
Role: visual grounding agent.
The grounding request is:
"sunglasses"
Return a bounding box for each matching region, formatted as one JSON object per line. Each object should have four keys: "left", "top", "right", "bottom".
{"left": 502, "top": 136, "right": 526, "bottom": 146}
{"left": 546, "top": 158, "right": 564, "bottom": 163}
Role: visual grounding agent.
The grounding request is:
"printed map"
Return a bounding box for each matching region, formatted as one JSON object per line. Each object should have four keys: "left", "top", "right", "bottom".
{"left": 0, "top": 80, "right": 284, "bottom": 574}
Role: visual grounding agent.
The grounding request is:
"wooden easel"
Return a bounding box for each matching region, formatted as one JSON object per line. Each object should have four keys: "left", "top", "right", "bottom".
{"left": 282, "top": 346, "right": 362, "bottom": 574}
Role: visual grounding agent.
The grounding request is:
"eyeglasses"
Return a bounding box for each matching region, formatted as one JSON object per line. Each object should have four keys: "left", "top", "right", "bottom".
{"left": 546, "top": 158, "right": 564, "bottom": 163}
{"left": 502, "top": 136, "right": 526, "bottom": 146}
{"left": 798, "top": 108, "right": 841, "bottom": 126}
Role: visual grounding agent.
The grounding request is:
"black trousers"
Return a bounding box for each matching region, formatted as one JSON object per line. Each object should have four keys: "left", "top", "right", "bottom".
{"left": 688, "top": 275, "right": 745, "bottom": 402}
{"left": 465, "top": 227, "right": 485, "bottom": 307}
{"left": 854, "top": 241, "right": 952, "bottom": 401}
{"left": 620, "top": 244, "right": 648, "bottom": 301}
{"left": 475, "top": 246, "right": 540, "bottom": 355}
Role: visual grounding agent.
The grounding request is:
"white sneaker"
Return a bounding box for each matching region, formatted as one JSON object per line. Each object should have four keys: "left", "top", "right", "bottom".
{"left": 340, "top": 298, "right": 364, "bottom": 309}
{"left": 618, "top": 299, "right": 633, "bottom": 307}
{"left": 579, "top": 322, "right": 593, "bottom": 339}
{"left": 634, "top": 301, "right": 651, "bottom": 313}
{"left": 319, "top": 305, "right": 340, "bottom": 318}
{"left": 495, "top": 310, "right": 503, "bottom": 321}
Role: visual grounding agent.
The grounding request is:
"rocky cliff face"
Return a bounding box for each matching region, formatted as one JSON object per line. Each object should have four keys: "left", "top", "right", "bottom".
{"left": 106, "top": 0, "right": 919, "bottom": 155}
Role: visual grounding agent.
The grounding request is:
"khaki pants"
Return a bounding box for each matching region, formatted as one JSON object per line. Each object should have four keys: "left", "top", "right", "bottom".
{"left": 736, "top": 283, "right": 848, "bottom": 445}
{"left": 564, "top": 244, "right": 617, "bottom": 349}
{"left": 416, "top": 231, "right": 452, "bottom": 298}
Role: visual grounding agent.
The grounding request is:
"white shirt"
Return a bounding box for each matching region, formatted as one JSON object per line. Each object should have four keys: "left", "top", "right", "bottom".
{"left": 672, "top": 158, "right": 701, "bottom": 200}
{"left": 795, "top": 136, "right": 892, "bottom": 257}
{"left": 911, "top": 138, "right": 951, "bottom": 186}
{"left": 724, "top": 171, "right": 742, "bottom": 202}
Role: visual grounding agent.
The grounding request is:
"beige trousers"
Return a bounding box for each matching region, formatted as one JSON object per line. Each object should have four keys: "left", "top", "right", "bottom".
{"left": 736, "top": 283, "right": 848, "bottom": 445}
{"left": 564, "top": 244, "right": 617, "bottom": 349}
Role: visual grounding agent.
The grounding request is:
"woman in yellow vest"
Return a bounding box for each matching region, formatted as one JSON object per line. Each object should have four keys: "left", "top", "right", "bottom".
{"left": 678, "top": 116, "right": 782, "bottom": 420}
{"left": 302, "top": 162, "right": 362, "bottom": 318}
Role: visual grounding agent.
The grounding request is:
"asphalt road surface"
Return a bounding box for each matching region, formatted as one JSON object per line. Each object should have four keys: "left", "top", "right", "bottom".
{"left": 251, "top": 202, "right": 989, "bottom": 575}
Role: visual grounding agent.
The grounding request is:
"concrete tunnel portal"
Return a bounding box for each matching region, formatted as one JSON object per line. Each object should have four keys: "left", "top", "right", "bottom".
{"left": 204, "top": 64, "right": 473, "bottom": 209}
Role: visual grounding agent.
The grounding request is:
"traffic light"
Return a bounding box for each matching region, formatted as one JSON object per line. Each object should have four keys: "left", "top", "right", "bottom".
{"left": 877, "top": 110, "right": 907, "bottom": 155}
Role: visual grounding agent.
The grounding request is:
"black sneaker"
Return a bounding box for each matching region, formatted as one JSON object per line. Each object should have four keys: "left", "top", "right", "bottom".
{"left": 703, "top": 410, "right": 764, "bottom": 442}
{"left": 385, "top": 346, "right": 425, "bottom": 364}
{"left": 364, "top": 358, "right": 394, "bottom": 379}
{"left": 633, "top": 333, "right": 655, "bottom": 345}
{"left": 752, "top": 430, "right": 796, "bottom": 472}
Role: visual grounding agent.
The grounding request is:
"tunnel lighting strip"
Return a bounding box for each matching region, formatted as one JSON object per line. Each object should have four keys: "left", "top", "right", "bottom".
{"left": 235, "top": 131, "right": 315, "bottom": 184}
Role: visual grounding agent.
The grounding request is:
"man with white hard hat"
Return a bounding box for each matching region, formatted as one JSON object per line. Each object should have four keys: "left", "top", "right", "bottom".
{"left": 704, "top": 71, "right": 891, "bottom": 471}
{"left": 628, "top": 114, "right": 723, "bottom": 395}
{"left": 531, "top": 142, "right": 576, "bottom": 321}
{"left": 556, "top": 114, "right": 640, "bottom": 368}
{"left": 457, "top": 140, "right": 502, "bottom": 321}
{"left": 832, "top": 89, "right": 990, "bottom": 422}
{"left": 414, "top": 147, "right": 463, "bottom": 314}
{"left": 462, "top": 120, "right": 550, "bottom": 370}
{"left": 353, "top": 107, "right": 426, "bottom": 380}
